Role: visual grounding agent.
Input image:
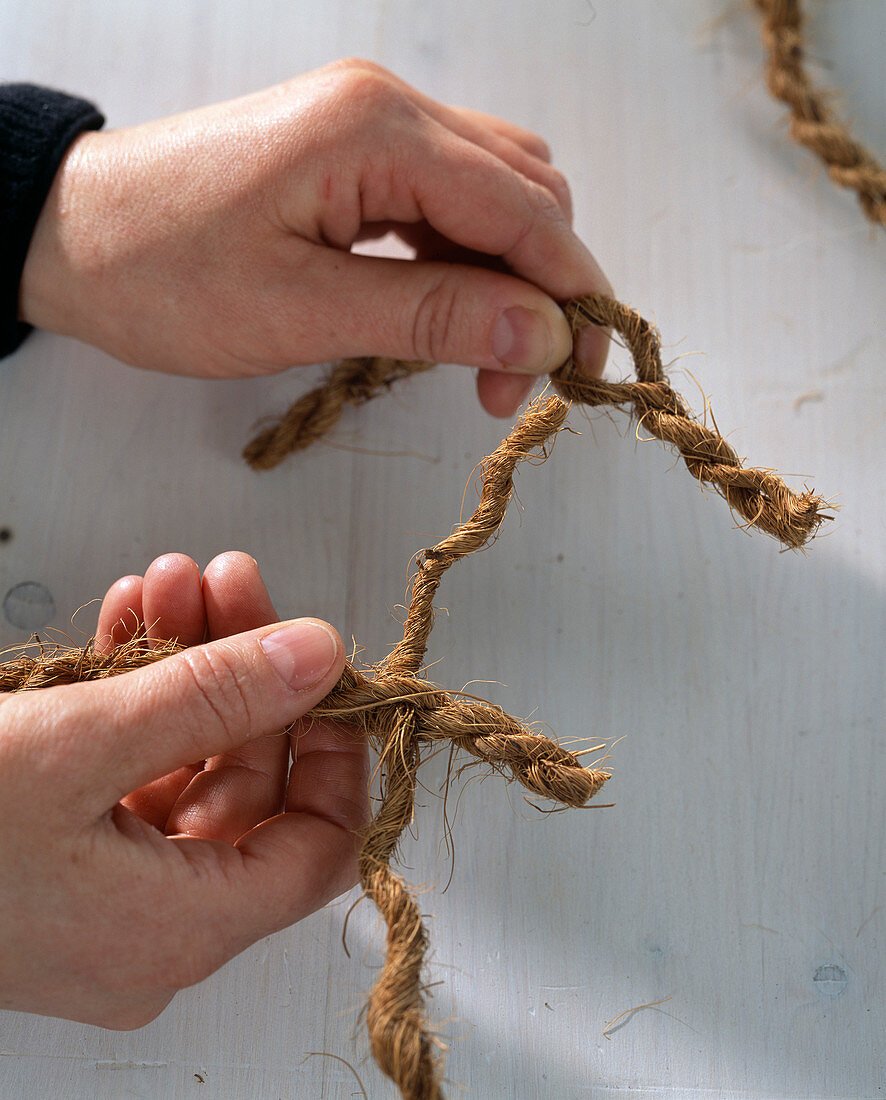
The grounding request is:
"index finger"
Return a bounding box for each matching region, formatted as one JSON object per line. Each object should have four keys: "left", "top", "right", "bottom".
{"left": 378, "top": 122, "right": 612, "bottom": 305}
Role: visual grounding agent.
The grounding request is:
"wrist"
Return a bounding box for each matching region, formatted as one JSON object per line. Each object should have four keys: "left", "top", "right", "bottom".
{"left": 19, "top": 131, "right": 102, "bottom": 338}
{"left": 0, "top": 84, "right": 104, "bottom": 356}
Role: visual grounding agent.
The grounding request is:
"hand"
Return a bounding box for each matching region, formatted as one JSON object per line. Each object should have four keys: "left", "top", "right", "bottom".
{"left": 0, "top": 551, "right": 368, "bottom": 1028}
{"left": 20, "top": 59, "right": 611, "bottom": 417}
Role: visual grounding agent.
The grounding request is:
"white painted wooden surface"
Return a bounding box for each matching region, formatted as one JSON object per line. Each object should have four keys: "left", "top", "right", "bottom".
{"left": 1, "top": 2, "right": 884, "bottom": 1096}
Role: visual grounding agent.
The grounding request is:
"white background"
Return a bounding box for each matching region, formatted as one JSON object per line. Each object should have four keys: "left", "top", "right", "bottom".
{"left": 1, "top": 2, "right": 884, "bottom": 1097}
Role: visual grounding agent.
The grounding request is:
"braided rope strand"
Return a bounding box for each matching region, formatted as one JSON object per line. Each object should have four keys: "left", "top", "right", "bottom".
{"left": 242, "top": 357, "right": 435, "bottom": 469}
{"left": 552, "top": 297, "right": 825, "bottom": 548}
{"left": 1, "top": 396, "right": 608, "bottom": 1100}
{"left": 244, "top": 294, "right": 828, "bottom": 549}
{"left": 754, "top": 0, "right": 886, "bottom": 226}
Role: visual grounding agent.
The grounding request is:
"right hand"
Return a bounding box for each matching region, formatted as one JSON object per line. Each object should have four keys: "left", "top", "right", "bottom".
{"left": 21, "top": 59, "right": 612, "bottom": 417}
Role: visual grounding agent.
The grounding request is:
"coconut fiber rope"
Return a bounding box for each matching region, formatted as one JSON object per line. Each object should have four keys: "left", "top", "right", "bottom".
{"left": 245, "top": 293, "right": 828, "bottom": 550}
{"left": 0, "top": 395, "right": 609, "bottom": 1100}
{"left": 1, "top": 296, "right": 828, "bottom": 1096}
{"left": 755, "top": 0, "right": 886, "bottom": 227}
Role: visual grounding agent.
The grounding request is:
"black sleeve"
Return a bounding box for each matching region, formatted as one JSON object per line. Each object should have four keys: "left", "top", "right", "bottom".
{"left": 0, "top": 84, "right": 104, "bottom": 359}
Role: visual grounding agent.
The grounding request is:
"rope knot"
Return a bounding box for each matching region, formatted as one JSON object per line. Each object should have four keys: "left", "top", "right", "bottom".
{"left": 292, "top": 397, "right": 611, "bottom": 1098}
{"left": 318, "top": 662, "right": 608, "bottom": 809}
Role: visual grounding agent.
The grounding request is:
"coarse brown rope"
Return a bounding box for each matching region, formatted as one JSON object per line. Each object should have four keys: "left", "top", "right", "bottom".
{"left": 244, "top": 293, "right": 828, "bottom": 549}
{"left": 755, "top": 0, "right": 886, "bottom": 227}
{"left": 0, "top": 395, "right": 609, "bottom": 1100}
{"left": 553, "top": 297, "right": 826, "bottom": 547}
{"left": 317, "top": 394, "right": 609, "bottom": 1098}
{"left": 243, "top": 356, "right": 436, "bottom": 468}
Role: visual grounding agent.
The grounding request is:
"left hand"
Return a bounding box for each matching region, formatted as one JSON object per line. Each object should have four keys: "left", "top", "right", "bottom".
{"left": 0, "top": 550, "right": 368, "bottom": 1028}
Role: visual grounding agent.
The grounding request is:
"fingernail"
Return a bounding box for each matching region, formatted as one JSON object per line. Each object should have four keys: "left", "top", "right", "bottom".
{"left": 497, "top": 373, "right": 537, "bottom": 417}
{"left": 574, "top": 324, "right": 609, "bottom": 379}
{"left": 492, "top": 306, "right": 554, "bottom": 373}
{"left": 261, "top": 619, "right": 338, "bottom": 690}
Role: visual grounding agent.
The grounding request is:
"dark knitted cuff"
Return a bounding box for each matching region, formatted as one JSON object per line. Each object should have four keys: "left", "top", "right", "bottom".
{"left": 0, "top": 84, "right": 104, "bottom": 358}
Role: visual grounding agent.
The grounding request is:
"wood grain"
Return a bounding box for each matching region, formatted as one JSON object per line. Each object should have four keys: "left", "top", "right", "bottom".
{"left": 0, "top": 1, "right": 883, "bottom": 1096}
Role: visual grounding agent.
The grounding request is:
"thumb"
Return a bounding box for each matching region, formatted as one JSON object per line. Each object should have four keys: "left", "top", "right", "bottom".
{"left": 64, "top": 618, "right": 345, "bottom": 810}
{"left": 302, "top": 250, "right": 573, "bottom": 376}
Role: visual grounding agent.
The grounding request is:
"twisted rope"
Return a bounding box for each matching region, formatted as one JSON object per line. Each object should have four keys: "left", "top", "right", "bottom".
{"left": 243, "top": 357, "right": 435, "bottom": 468}
{"left": 0, "top": 395, "right": 608, "bottom": 1100}
{"left": 326, "top": 395, "right": 606, "bottom": 1098}
{"left": 755, "top": 0, "right": 886, "bottom": 227}
{"left": 244, "top": 293, "right": 828, "bottom": 549}
{"left": 552, "top": 297, "right": 825, "bottom": 547}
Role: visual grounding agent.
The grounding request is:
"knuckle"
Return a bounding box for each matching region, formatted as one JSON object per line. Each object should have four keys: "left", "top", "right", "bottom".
{"left": 542, "top": 166, "right": 572, "bottom": 213}
{"left": 410, "top": 276, "right": 462, "bottom": 362}
{"left": 333, "top": 56, "right": 391, "bottom": 79}
{"left": 177, "top": 644, "right": 254, "bottom": 751}
{"left": 526, "top": 179, "right": 568, "bottom": 223}
{"left": 330, "top": 64, "right": 402, "bottom": 117}
{"left": 526, "top": 132, "right": 552, "bottom": 162}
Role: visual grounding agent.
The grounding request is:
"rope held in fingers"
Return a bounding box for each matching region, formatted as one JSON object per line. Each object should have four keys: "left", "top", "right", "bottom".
{"left": 0, "top": 396, "right": 609, "bottom": 1100}
{"left": 244, "top": 293, "right": 828, "bottom": 549}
